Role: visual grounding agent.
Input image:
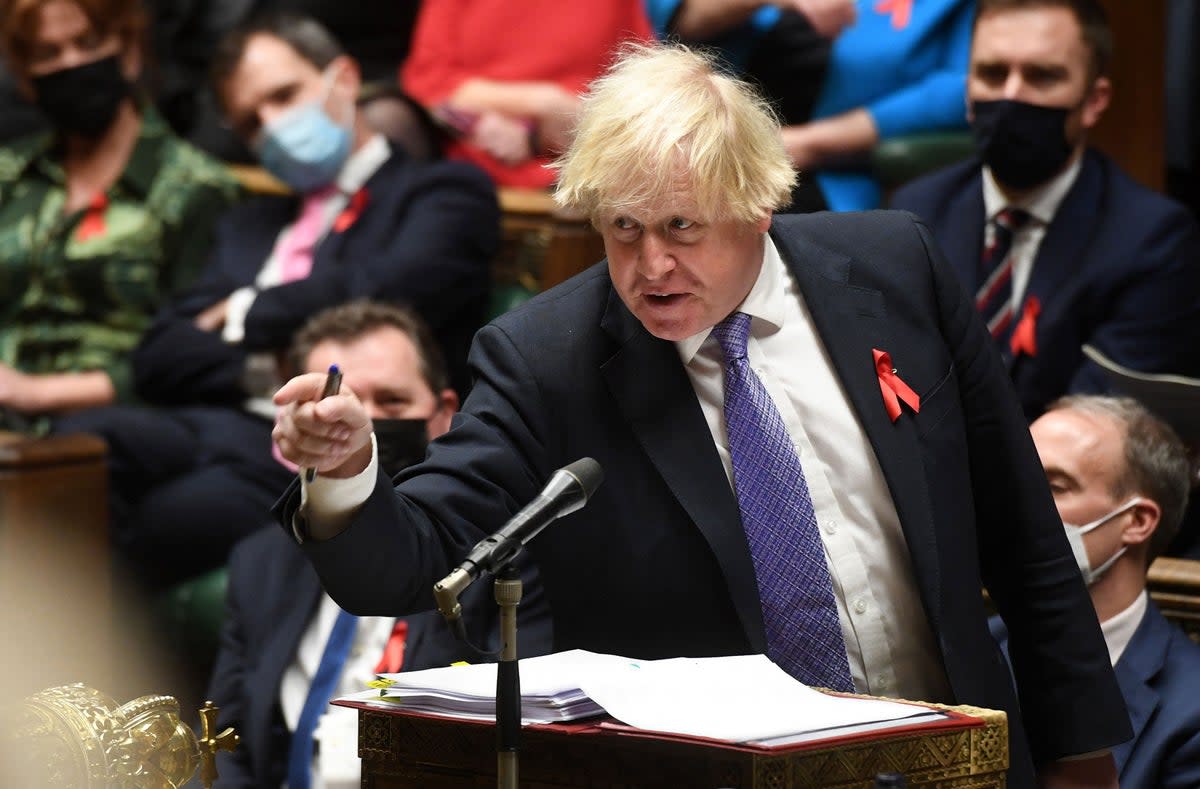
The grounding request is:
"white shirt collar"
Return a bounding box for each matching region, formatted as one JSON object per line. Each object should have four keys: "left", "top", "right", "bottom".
{"left": 334, "top": 133, "right": 390, "bottom": 195}
{"left": 1101, "top": 589, "right": 1149, "bottom": 667}
{"left": 981, "top": 152, "right": 1083, "bottom": 226}
{"left": 675, "top": 233, "right": 785, "bottom": 365}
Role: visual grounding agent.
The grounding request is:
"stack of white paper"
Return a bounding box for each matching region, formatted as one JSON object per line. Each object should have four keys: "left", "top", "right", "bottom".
{"left": 343, "top": 650, "right": 632, "bottom": 724}
{"left": 575, "top": 653, "right": 946, "bottom": 746}
{"left": 340, "top": 650, "right": 948, "bottom": 745}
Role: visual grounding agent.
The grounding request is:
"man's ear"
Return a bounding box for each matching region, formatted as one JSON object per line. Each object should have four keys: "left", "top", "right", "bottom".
{"left": 426, "top": 388, "right": 459, "bottom": 439}
{"left": 1080, "top": 75, "right": 1111, "bottom": 130}
{"left": 330, "top": 54, "right": 362, "bottom": 100}
{"left": 1121, "top": 497, "right": 1160, "bottom": 548}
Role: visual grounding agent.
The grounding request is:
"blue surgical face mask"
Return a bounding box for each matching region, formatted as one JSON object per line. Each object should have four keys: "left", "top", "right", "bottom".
{"left": 1062, "top": 497, "right": 1143, "bottom": 586}
{"left": 254, "top": 69, "right": 352, "bottom": 192}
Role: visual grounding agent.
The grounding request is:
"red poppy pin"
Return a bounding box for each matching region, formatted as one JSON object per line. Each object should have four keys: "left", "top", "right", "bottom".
{"left": 873, "top": 349, "right": 921, "bottom": 422}
{"left": 75, "top": 193, "right": 109, "bottom": 241}
{"left": 1009, "top": 296, "right": 1040, "bottom": 359}
{"left": 332, "top": 188, "right": 369, "bottom": 233}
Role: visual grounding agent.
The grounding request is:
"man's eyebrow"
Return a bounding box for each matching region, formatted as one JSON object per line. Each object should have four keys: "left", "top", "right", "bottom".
{"left": 1022, "top": 63, "right": 1070, "bottom": 78}
{"left": 1043, "top": 465, "right": 1078, "bottom": 486}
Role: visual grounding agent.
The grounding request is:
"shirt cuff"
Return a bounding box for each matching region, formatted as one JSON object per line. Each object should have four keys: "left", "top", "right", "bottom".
{"left": 294, "top": 433, "right": 380, "bottom": 542}
{"left": 221, "top": 286, "right": 258, "bottom": 344}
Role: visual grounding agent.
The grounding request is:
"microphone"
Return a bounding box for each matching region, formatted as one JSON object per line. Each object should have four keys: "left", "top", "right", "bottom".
{"left": 434, "top": 458, "right": 604, "bottom": 628}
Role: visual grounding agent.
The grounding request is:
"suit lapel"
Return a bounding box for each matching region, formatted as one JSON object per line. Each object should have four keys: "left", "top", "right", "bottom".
{"left": 240, "top": 196, "right": 300, "bottom": 285}
{"left": 772, "top": 225, "right": 943, "bottom": 632}
{"left": 312, "top": 152, "right": 401, "bottom": 270}
{"left": 938, "top": 169, "right": 988, "bottom": 291}
{"left": 1025, "top": 154, "right": 1102, "bottom": 299}
{"left": 599, "top": 288, "right": 767, "bottom": 652}
{"left": 1111, "top": 603, "right": 1169, "bottom": 774}
{"left": 252, "top": 548, "right": 324, "bottom": 781}
{"left": 1007, "top": 155, "right": 1101, "bottom": 379}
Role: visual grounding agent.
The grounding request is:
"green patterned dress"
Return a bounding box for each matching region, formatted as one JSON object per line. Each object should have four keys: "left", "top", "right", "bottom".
{"left": 0, "top": 107, "right": 241, "bottom": 430}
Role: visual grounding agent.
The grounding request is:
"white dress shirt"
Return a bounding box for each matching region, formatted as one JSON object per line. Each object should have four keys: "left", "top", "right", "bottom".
{"left": 1100, "top": 590, "right": 1148, "bottom": 667}
{"left": 280, "top": 592, "right": 396, "bottom": 789}
{"left": 981, "top": 154, "right": 1082, "bottom": 311}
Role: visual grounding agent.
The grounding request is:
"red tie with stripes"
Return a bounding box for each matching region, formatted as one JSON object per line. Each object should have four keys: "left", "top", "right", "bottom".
{"left": 975, "top": 207, "right": 1032, "bottom": 348}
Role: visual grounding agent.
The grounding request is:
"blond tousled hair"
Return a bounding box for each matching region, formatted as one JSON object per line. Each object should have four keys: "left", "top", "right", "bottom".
{"left": 553, "top": 42, "right": 795, "bottom": 225}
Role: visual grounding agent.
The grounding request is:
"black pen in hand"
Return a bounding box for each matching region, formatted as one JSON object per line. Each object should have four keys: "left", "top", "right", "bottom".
{"left": 305, "top": 364, "right": 342, "bottom": 483}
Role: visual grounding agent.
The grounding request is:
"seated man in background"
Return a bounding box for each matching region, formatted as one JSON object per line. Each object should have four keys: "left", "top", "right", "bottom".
{"left": 891, "top": 0, "right": 1200, "bottom": 421}
{"left": 992, "top": 394, "right": 1200, "bottom": 788}
{"left": 0, "top": 0, "right": 240, "bottom": 434}
{"left": 56, "top": 12, "right": 497, "bottom": 589}
{"left": 208, "top": 301, "right": 552, "bottom": 789}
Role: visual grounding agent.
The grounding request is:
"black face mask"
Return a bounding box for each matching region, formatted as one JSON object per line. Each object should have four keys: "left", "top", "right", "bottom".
{"left": 373, "top": 418, "right": 431, "bottom": 479}
{"left": 31, "top": 55, "right": 130, "bottom": 139}
{"left": 970, "top": 99, "right": 1074, "bottom": 190}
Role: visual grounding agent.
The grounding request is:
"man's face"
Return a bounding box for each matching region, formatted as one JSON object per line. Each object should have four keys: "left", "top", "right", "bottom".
{"left": 218, "top": 33, "right": 354, "bottom": 145}
{"left": 21, "top": 0, "right": 134, "bottom": 80}
{"left": 601, "top": 177, "right": 771, "bottom": 342}
{"left": 1030, "top": 408, "right": 1131, "bottom": 570}
{"left": 968, "top": 7, "right": 1109, "bottom": 147}
{"left": 305, "top": 326, "right": 455, "bottom": 439}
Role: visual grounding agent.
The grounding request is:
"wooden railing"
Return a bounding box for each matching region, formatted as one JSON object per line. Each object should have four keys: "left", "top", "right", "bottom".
{"left": 1149, "top": 556, "right": 1200, "bottom": 643}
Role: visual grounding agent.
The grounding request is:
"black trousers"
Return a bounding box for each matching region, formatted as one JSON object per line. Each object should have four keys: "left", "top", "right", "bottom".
{"left": 55, "top": 405, "right": 295, "bottom": 590}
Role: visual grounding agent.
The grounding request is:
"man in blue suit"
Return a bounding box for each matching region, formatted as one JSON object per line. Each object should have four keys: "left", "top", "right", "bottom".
{"left": 207, "top": 301, "right": 553, "bottom": 788}
{"left": 891, "top": 0, "right": 1200, "bottom": 421}
{"left": 992, "top": 394, "right": 1200, "bottom": 788}
{"left": 57, "top": 13, "right": 497, "bottom": 588}
{"left": 273, "top": 43, "right": 1131, "bottom": 786}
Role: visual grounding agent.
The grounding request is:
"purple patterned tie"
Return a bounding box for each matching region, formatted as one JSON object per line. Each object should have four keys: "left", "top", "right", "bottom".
{"left": 711, "top": 312, "right": 854, "bottom": 691}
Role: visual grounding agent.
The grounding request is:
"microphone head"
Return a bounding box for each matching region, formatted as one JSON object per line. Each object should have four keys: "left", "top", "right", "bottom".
{"left": 561, "top": 457, "right": 604, "bottom": 500}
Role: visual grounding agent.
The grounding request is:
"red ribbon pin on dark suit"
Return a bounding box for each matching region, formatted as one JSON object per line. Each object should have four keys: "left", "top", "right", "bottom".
{"left": 873, "top": 348, "right": 921, "bottom": 422}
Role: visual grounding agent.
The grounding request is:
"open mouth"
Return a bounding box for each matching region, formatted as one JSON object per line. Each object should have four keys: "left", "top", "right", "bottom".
{"left": 645, "top": 293, "right": 687, "bottom": 306}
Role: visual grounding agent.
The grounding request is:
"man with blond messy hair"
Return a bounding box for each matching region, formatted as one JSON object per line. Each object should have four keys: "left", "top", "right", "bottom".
{"left": 273, "top": 43, "right": 1130, "bottom": 787}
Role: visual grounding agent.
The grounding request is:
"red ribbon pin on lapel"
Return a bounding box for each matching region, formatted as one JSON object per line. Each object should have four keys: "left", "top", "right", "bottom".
{"left": 1009, "top": 296, "right": 1040, "bottom": 359}
{"left": 75, "top": 193, "right": 109, "bottom": 241}
{"left": 332, "top": 187, "right": 369, "bottom": 233}
{"left": 873, "top": 349, "right": 920, "bottom": 422}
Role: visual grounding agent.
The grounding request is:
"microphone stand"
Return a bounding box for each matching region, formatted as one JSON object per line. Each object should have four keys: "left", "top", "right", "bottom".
{"left": 433, "top": 460, "right": 604, "bottom": 788}
{"left": 493, "top": 563, "right": 522, "bottom": 789}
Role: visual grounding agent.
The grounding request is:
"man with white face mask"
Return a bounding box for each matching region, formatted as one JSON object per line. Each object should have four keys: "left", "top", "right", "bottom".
{"left": 992, "top": 394, "right": 1200, "bottom": 788}
{"left": 56, "top": 12, "right": 498, "bottom": 590}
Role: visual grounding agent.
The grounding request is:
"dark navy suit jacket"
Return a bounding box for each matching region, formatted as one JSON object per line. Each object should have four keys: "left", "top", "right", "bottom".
{"left": 992, "top": 601, "right": 1200, "bottom": 788}
{"left": 207, "top": 525, "right": 552, "bottom": 787}
{"left": 891, "top": 150, "right": 1200, "bottom": 420}
{"left": 133, "top": 146, "right": 498, "bottom": 402}
{"left": 284, "top": 211, "right": 1132, "bottom": 785}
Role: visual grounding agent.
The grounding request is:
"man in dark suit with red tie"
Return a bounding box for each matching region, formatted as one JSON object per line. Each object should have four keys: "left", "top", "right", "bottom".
{"left": 273, "top": 42, "right": 1131, "bottom": 786}
{"left": 891, "top": 0, "right": 1200, "bottom": 421}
